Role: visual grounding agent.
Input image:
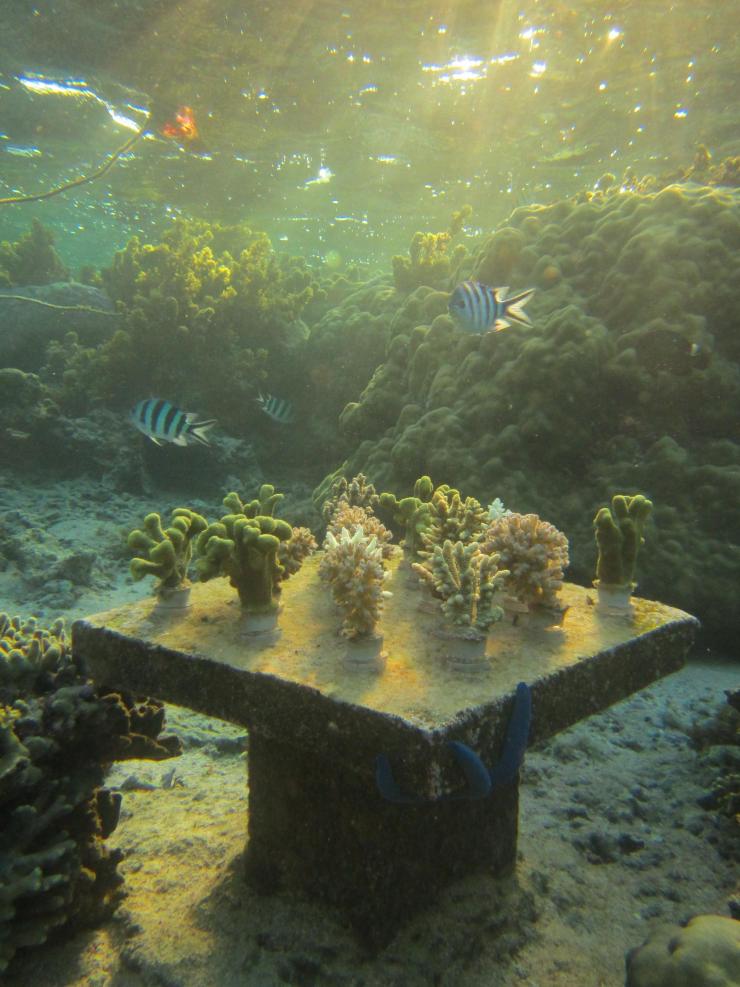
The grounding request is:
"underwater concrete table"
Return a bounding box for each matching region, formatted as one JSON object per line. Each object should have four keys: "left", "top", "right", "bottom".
{"left": 72, "top": 555, "right": 699, "bottom": 948}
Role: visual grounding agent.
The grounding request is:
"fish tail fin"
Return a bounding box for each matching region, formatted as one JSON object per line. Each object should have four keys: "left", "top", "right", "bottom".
{"left": 189, "top": 419, "right": 217, "bottom": 446}
{"left": 503, "top": 287, "right": 535, "bottom": 327}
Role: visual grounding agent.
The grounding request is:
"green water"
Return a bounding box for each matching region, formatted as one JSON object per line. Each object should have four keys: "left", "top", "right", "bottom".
{"left": 1, "top": 0, "right": 736, "bottom": 269}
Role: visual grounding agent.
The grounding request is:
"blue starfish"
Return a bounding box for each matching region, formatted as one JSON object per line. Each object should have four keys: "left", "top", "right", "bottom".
{"left": 375, "top": 681, "right": 532, "bottom": 804}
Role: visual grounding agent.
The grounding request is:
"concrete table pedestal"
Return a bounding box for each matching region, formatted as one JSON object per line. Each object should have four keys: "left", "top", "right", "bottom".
{"left": 245, "top": 733, "right": 518, "bottom": 946}
{"left": 72, "top": 556, "right": 698, "bottom": 947}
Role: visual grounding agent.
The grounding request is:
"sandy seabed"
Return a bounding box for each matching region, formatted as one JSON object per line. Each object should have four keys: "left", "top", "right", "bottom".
{"left": 0, "top": 476, "right": 737, "bottom": 986}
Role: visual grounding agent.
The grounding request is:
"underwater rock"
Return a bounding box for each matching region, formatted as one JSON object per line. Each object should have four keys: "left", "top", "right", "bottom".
{"left": 0, "top": 282, "right": 117, "bottom": 369}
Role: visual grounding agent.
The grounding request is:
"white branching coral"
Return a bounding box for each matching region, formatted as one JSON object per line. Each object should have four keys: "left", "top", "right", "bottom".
{"left": 327, "top": 502, "right": 395, "bottom": 559}
{"left": 412, "top": 540, "right": 508, "bottom": 631}
{"left": 481, "top": 513, "right": 569, "bottom": 609}
{"left": 319, "top": 526, "right": 392, "bottom": 639}
{"left": 487, "top": 498, "right": 511, "bottom": 522}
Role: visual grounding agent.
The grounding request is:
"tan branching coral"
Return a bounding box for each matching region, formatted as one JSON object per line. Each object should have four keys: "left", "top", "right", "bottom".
{"left": 327, "top": 503, "right": 395, "bottom": 559}
{"left": 321, "top": 471, "right": 380, "bottom": 523}
{"left": 422, "top": 485, "right": 489, "bottom": 550}
{"left": 277, "top": 526, "right": 317, "bottom": 584}
{"left": 413, "top": 540, "right": 507, "bottom": 631}
{"left": 319, "top": 527, "right": 391, "bottom": 639}
{"left": 482, "top": 513, "right": 569, "bottom": 610}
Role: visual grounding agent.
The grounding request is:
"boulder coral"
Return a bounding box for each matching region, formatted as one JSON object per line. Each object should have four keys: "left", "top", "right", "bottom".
{"left": 625, "top": 914, "right": 740, "bottom": 987}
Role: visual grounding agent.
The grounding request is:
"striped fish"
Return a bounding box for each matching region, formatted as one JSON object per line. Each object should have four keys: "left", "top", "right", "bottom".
{"left": 257, "top": 392, "right": 295, "bottom": 425}
{"left": 129, "top": 398, "right": 216, "bottom": 447}
{"left": 449, "top": 280, "right": 535, "bottom": 333}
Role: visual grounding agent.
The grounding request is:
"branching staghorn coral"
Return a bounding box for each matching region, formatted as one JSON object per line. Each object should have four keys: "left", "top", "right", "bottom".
{"left": 327, "top": 502, "right": 395, "bottom": 559}
{"left": 481, "top": 513, "right": 569, "bottom": 610}
{"left": 127, "top": 508, "right": 208, "bottom": 595}
{"left": 413, "top": 540, "right": 507, "bottom": 632}
{"left": 319, "top": 527, "right": 391, "bottom": 639}
{"left": 422, "top": 485, "right": 489, "bottom": 550}
{"left": 321, "top": 471, "right": 380, "bottom": 523}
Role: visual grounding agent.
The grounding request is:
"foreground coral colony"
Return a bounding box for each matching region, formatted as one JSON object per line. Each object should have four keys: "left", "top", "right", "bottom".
{"left": 1, "top": 2, "right": 739, "bottom": 985}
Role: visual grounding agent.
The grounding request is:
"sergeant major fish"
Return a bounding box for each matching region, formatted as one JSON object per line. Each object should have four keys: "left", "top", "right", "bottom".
{"left": 449, "top": 280, "right": 535, "bottom": 333}
{"left": 257, "top": 392, "right": 295, "bottom": 424}
{"left": 129, "top": 398, "right": 216, "bottom": 446}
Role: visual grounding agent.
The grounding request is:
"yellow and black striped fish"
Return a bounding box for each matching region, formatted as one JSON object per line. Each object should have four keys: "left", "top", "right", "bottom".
{"left": 129, "top": 398, "right": 216, "bottom": 447}
{"left": 256, "top": 392, "right": 295, "bottom": 425}
{"left": 449, "top": 281, "right": 535, "bottom": 333}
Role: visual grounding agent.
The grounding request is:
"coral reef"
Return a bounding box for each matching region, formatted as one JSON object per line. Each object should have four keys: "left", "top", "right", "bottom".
{"left": 195, "top": 491, "right": 293, "bottom": 612}
{"left": 319, "top": 527, "right": 391, "bottom": 639}
{"left": 0, "top": 284, "right": 117, "bottom": 371}
{"left": 0, "top": 219, "right": 69, "bottom": 287}
{"left": 0, "top": 613, "right": 180, "bottom": 974}
{"left": 44, "top": 220, "right": 315, "bottom": 430}
{"left": 321, "top": 184, "right": 740, "bottom": 642}
{"left": 593, "top": 494, "right": 653, "bottom": 590}
{"left": 0, "top": 368, "right": 60, "bottom": 458}
{"left": 127, "top": 508, "right": 208, "bottom": 596}
{"left": 391, "top": 206, "right": 471, "bottom": 292}
{"left": 412, "top": 540, "right": 507, "bottom": 631}
{"left": 481, "top": 513, "right": 569, "bottom": 610}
